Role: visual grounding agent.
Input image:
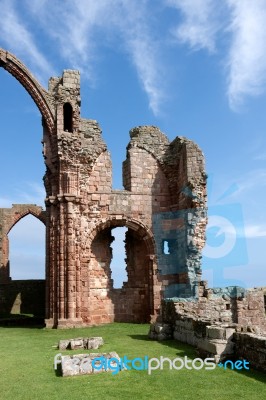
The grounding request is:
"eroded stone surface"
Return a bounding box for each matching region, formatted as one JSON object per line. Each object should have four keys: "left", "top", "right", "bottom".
{"left": 58, "top": 337, "right": 104, "bottom": 350}
{"left": 150, "top": 283, "right": 266, "bottom": 369}
{"left": 0, "top": 49, "right": 208, "bottom": 328}
{"left": 0, "top": 49, "right": 265, "bottom": 371}
{"left": 60, "top": 352, "right": 122, "bottom": 376}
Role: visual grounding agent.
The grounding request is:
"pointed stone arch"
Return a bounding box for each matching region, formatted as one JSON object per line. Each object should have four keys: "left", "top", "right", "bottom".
{"left": 0, "top": 48, "right": 54, "bottom": 134}
{"left": 0, "top": 205, "right": 46, "bottom": 283}
{"left": 6, "top": 205, "right": 46, "bottom": 235}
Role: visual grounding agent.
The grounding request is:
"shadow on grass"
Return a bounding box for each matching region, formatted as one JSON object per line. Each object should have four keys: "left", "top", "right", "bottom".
{"left": 128, "top": 334, "right": 196, "bottom": 358}
{"left": 0, "top": 313, "right": 45, "bottom": 328}
{"left": 55, "top": 365, "right": 62, "bottom": 378}
{"left": 129, "top": 334, "right": 266, "bottom": 384}
{"left": 227, "top": 364, "right": 266, "bottom": 384}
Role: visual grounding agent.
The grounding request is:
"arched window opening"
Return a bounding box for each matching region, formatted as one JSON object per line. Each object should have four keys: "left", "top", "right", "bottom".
{"left": 63, "top": 102, "right": 73, "bottom": 132}
{"left": 110, "top": 227, "right": 128, "bottom": 288}
{"left": 9, "top": 215, "right": 45, "bottom": 280}
{"left": 163, "top": 240, "right": 170, "bottom": 255}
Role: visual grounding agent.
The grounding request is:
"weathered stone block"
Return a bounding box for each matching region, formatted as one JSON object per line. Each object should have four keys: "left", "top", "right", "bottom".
{"left": 58, "top": 339, "right": 70, "bottom": 350}
{"left": 197, "top": 339, "right": 227, "bottom": 355}
{"left": 58, "top": 337, "right": 104, "bottom": 350}
{"left": 70, "top": 338, "right": 84, "bottom": 350}
{"left": 60, "top": 352, "right": 121, "bottom": 376}
{"left": 207, "top": 326, "right": 225, "bottom": 340}
{"left": 86, "top": 337, "right": 104, "bottom": 349}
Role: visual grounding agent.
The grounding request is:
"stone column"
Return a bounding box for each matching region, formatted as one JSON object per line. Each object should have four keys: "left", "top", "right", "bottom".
{"left": 58, "top": 198, "right": 66, "bottom": 321}
{"left": 45, "top": 197, "right": 59, "bottom": 328}
{"left": 55, "top": 195, "right": 83, "bottom": 328}
{"left": 0, "top": 235, "right": 10, "bottom": 283}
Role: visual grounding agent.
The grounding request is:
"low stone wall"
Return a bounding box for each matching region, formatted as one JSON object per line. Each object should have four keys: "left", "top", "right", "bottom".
{"left": 174, "top": 318, "right": 236, "bottom": 362}
{"left": 149, "top": 318, "right": 236, "bottom": 363}
{"left": 162, "top": 283, "right": 266, "bottom": 334}
{"left": 150, "top": 287, "right": 266, "bottom": 369}
{"left": 0, "top": 280, "right": 45, "bottom": 317}
{"left": 234, "top": 332, "right": 266, "bottom": 372}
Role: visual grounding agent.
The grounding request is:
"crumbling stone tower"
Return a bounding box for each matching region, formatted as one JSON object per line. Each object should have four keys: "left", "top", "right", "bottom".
{"left": 0, "top": 49, "right": 207, "bottom": 328}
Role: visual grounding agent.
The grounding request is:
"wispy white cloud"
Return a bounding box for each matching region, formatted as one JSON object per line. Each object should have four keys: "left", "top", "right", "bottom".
{"left": 208, "top": 169, "right": 266, "bottom": 225}
{"left": 226, "top": 0, "right": 266, "bottom": 110}
{"left": 243, "top": 225, "right": 266, "bottom": 238}
{"left": 26, "top": 0, "right": 109, "bottom": 79}
{"left": 217, "top": 221, "right": 266, "bottom": 238}
{"left": 231, "top": 169, "right": 266, "bottom": 197}
{"left": 113, "top": 1, "right": 166, "bottom": 115}
{"left": 0, "top": 181, "right": 45, "bottom": 208}
{"left": 0, "top": 0, "right": 55, "bottom": 83}
{"left": 2, "top": 0, "right": 266, "bottom": 113}
{"left": 25, "top": 0, "right": 165, "bottom": 115}
{"left": 165, "top": 0, "right": 221, "bottom": 52}
{"left": 165, "top": 0, "right": 266, "bottom": 110}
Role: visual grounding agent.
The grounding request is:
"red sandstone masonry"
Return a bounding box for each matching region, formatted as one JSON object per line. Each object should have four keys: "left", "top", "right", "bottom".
{"left": 0, "top": 48, "right": 207, "bottom": 328}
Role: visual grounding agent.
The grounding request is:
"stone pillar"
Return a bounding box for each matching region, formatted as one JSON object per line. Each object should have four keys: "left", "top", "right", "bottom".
{"left": 45, "top": 198, "right": 58, "bottom": 328}
{"left": 0, "top": 235, "right": 10, "bottom": 283}
{"left": 45, "top": 196, "right": 83, "bottom": 328}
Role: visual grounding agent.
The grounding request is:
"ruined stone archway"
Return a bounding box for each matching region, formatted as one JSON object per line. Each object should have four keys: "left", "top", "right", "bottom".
{"left": 0, "top": 205, "right": 46, "bottom": 282}
{"left": 85, "top": 217, "right": 158, "bottom": 325}
{"left": 8, "top": 214, "right": 45, "bottom": 280}
{"left": 0, "top": 206, "right": 46, "bottom": 319}
{"left": 0, "top": 49, "right": 207, "bottom": 328}
{"left": 6, "top": 208, "right": 46, "bottom": 235}
{"left": 88, "top": 217, "right": 156, "bottom": 253}
{"left": 0, "top": 48, "right": 54, "bottom": 134}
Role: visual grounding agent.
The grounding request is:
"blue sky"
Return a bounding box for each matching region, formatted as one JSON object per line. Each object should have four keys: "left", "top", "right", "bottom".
{"left": 1, "top": 0, "right": 266, "bottom": 289}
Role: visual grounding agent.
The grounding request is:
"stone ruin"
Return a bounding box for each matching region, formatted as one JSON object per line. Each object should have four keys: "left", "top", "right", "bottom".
{"left": 149, "top": 283, "right": 266, "bottom": 371}
{"left": 0, "top": 48, "right": 207, "bottom": 328}
{"left": 0, "top": 49, "right": 265, "bottom": 371}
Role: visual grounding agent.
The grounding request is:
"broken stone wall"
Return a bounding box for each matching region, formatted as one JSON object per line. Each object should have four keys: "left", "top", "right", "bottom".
{"left": 44, "top": 72, "right": 207, "bottom": 329}
{"left": 162, "top": 282, "right": 266, "bottom": 333}
{"left": 0, "top": 49, "right": 208, "bottom": 328}
{"left": 234, "top": 332, "right": 266, "bottom": 372}
{"left": 151, "top": 283, "right": 266, "bottom": 369}
{"left": 236, "top": 288, "right": 266, "bottom": 329}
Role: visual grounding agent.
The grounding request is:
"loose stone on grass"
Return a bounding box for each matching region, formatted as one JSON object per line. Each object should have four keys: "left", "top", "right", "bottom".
{"left": 60, "top": 352, "right": 122, "bottom": 376}
{"left": 58, "top": 337, "right": 104, "bottom": 350}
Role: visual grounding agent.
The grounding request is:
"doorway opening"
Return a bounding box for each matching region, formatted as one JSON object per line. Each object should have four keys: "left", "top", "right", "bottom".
{"left": 110, "top": 227, "right": 128, "bottom": 289}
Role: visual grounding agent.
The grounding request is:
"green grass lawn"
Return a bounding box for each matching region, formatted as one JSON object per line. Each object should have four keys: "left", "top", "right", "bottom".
{"left": 0, "top": 323, "right": 265, "bottom": 400}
